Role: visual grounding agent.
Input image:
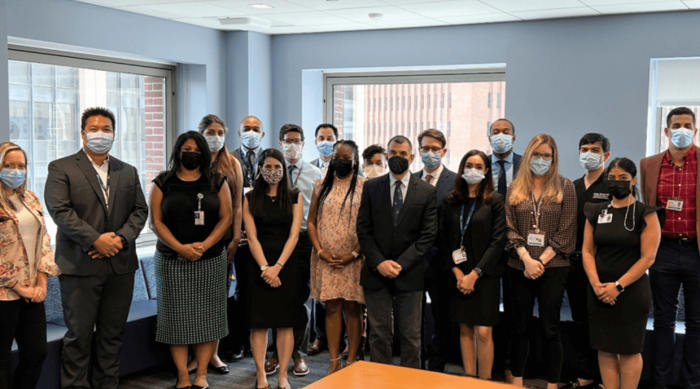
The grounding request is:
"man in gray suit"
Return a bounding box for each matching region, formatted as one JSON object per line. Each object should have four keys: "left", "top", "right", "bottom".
{"left": 45, "top": 107, "right": 148, "bottom": 389}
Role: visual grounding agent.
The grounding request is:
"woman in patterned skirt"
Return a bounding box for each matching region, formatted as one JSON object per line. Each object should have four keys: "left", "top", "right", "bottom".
{"left": 150, "top": 131, "right": 233, "bottom": 389}
{"left": 308, "top": 140, "right": 365, "bottom": 375}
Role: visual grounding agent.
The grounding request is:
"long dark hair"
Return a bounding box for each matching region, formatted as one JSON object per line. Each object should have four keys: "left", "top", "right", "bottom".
{"left": 315, "top": 140, "right": 360, "bottom": 217}
{"left": 198, "top": 114, "right": 239, "bottom": 192}
{"left": 447, "top": 149, "right": 495, "bottom": 204}
{"left": 249, "top": 149, "right": 294, "bottom": 217}
{"left": 164, "top": 131, "right": 214, "bottom": 190}
{"left": 606, "top": 157, "right": 639, "bottom": 198}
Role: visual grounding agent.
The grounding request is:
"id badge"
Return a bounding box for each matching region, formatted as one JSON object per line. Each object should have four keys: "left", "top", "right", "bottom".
{"left": 194, "top": 211, "right": 205, "bottom": 225}
{"left": 667, "top": 199, "right": 684, "bottom": 212}
{"left": 598, "top": 210, "right": 613, "bottom": 224}
{"left": 243, "top": 187, "right": 253, "bottom": 195}
{"left": 528, "top": 232, "right": 545, "bottom": 247}
{"left": 452, "top": 248, "right": 467, "bottom": 264}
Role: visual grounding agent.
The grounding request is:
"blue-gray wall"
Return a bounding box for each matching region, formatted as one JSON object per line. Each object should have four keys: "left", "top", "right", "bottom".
{"left": 271, "top": 11, "right": 700, "bottom": 177}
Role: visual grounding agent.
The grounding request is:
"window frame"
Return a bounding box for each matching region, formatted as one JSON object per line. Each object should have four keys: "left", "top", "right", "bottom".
{"left": 8, "top": 45, "right": 177, "bottom": 248}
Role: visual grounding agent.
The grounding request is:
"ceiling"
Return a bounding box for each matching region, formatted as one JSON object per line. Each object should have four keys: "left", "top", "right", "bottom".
{"left": 73, "top": 0, "right": 700, "bottom": 35}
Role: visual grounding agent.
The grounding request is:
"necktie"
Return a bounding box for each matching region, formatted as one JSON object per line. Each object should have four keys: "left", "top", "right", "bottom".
{"left": 393, "top": 181, "right": 404, "bottom": 225}
{"left": 288, "top": 165, "right": 296, "bottom": 180}
{"left": 426, "top": 174, "right": 433, "bottom": 185}
{"left": 497, "top": 160, "right": 507, "bottom": 195}
{"left": 245, "top": 150, "right": 255, "bottom": 179}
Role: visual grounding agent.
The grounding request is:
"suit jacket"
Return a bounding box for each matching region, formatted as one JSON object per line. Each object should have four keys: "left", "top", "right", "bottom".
{"left": 439, "top": 193, "right": 507, "bottom": 281}
{"left": 232, "top": 147, "right": 265, "bottom": 188}
{"left": 414, "top": 166, "right": 458, "bottom": 279}
{"left": 512, "top": 152, "right": 522, "bottom": 179}
{"left": 311, "top": 157, "right": 366, "bottom": 177}
{"left": 44, "top": 149, "right": 149, "bottom": 276}
{"left": 357, "top": 173, "right": 438, "bottom": 292}
{"left": 640, "top": 146, "right": 700, "bottom": 252}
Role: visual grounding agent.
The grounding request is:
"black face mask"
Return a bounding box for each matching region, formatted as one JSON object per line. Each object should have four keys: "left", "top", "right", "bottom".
{"left": 332, "top": 158, "right": 354, "bottom": 177}
{"left": 388, "top": 156, "right": 409, "bottom": 175}
{"left": 607, "top": 180, "right": 632, "bottom": 200}
{"left": 181, "top": 152, "right": 203, "bottom": 170}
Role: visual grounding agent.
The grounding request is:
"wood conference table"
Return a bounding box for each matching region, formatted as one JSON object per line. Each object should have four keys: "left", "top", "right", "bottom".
{"left": 304, "top": 361, "right": 516, "bottom": 389}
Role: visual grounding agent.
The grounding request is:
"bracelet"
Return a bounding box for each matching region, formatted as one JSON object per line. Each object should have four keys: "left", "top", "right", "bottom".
{"left": 9, "top": 280, "right": 19, "bottom": 290}
{"left": 535, "top": 258, "right": 544, "bottom": 264}
{"left": 318, "top": 249, "right": 325, "bottom": 257}
{"left": 275, "top": 262, "right": 284, "bottom": 268}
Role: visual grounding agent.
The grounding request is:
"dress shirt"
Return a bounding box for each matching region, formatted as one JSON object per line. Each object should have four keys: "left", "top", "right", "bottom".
{"left": 491, "top": 152, "right": 514, "bottom": 187}
{"left": 421, "top": 164, "right": 444, "bottom": 187}
{"left": 657, "top": 147, "right": 697, "bottom": 238}
{"left": 84, "top": 148, "right": 110, "bottom": 205}
{"left": 288, "top": 160, "right": 323, "bottom": 232}
{"left": 389, "top": 171, "right": 412, "bottom": 205}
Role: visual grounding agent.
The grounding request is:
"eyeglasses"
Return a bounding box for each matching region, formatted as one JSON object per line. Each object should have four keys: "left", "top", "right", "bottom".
{"left": 420, "top": 146, "right": 443, "bottom": 153}
{"left": 282, "top": 139, "right": 303, "bottom": 145}
{"left": 532, "top": 152, "right": 553, "bottom": 160}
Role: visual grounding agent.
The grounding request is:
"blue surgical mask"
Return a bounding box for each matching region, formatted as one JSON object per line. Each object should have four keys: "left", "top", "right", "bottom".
{"left": 241, "top": 130, "right": 262, "bottom": 149}
{"left": 205, "top": 135, "right": 225, "bottom": 153}
{"left": 421, "top": 151, "right": 442, "bottom": 170}
{"left": 462, "top": 168, "right": 485, "bottom": 185}
{"left": 85, "top": 132, "right": 114, "bottom": 154}
{"left": 317, "top": 141, "right": 334, "bottom": 157}
{"left": 490, "top": 133, "right": 513, "bottom": 154}
{"left": 0, "top": 169, "right": 27, "bottom": 190}
{"left": 530, "top": 157, "right": 552, "bottom": 177}
{"left": 579, "top": 152, "right": 604, "bottom": 171}
{"left": 671, "top": 128, "right": 695, "bottom": 149}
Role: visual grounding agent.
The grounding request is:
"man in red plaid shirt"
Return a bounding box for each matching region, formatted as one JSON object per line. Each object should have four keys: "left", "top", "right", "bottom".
{"left": 640, "top": 107, "right": 700, "bottom": 389}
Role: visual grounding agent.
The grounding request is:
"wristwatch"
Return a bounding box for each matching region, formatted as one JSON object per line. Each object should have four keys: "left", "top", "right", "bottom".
{"left": 260, "top": 265, "right": 268, "bottom": 271}
{"left": 473, "top": 268, "right": 483, "bottom": 278}
{"left": 615, "top": 281, "right": 625, "bottom": 293}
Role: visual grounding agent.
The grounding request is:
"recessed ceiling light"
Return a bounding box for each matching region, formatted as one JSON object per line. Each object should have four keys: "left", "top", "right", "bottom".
{"left": 368, "top": 13, "right": 383, "bottom": 20}
{"left": 249, "top": 4, "right": 274, "bottom": 9}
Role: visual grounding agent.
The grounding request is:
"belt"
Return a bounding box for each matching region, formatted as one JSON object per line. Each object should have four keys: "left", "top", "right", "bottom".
{"left": 661, "top": 236, "right": 697, "bottom": 246}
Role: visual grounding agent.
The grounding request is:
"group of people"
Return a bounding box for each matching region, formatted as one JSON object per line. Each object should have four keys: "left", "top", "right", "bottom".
{"left": 0, "top": 106, "right": 698, "bottom": 389}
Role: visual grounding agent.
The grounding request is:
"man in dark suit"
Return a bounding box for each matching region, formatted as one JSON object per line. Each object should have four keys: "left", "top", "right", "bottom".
{"left": 640, "top": 107, "right": 700, "bottom": 389}
{"left": 229, "top": 115, "right": 266, "bottom": 360}
{"left": 413, "top": 129, "right": 458, "bottom": 372}
{"left": 488, "top": 118, "right": 521, "bottom": 382}
{"left": 44, "top": 107, "right": 148, "bottom": 389}
{"left": 357, "top": 135, "right": 438, "bottom": 369}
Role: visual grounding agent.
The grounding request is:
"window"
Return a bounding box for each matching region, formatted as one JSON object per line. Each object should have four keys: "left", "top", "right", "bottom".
{"left": 8, "top": 47, "right": 174, "bottom": 246}
{"left": 497, "top": 92, "right": 501, "bottom": 109}
{"left": 324, "top": 67, "right": 506, "bottom": 172}
{"left": 648, "top": 58, "right": 700, "bottom": 155}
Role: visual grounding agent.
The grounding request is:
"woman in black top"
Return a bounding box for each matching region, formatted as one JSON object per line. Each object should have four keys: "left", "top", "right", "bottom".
{"left": 582, "top": 158, "right": 663, "bottom": 389}
{"left": 243, "top": 149, "right": 303, "bottom": 389}
{"left": 150, "top": 131, "right": 233, "bottom": 389}
{"left": 440, "top": 150, "right": 506, "bottom": 379}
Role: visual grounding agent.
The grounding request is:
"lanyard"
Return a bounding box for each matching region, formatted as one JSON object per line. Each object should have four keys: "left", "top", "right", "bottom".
{"left": 291, "top": 162, "right": 304, "bottom": 188}
{"left": 531, "top": 195, "right": 543, "bottom": 233}
{"left": 96, "top": 172, "right": 110, "bottom": 210}
{"left": 459, "top": 200, "right": 477, "bottom": 249}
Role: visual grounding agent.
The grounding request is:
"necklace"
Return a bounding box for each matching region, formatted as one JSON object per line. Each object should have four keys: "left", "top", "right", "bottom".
{"left": 270, "top": 196, "right": 277, "bottom": 203}
{"left": 623, "top": 196, "right": 636, "bottom": 232}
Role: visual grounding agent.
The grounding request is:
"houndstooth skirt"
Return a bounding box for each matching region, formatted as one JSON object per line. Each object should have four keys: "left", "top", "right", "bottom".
{"left": 154, "top": 250, "right": 229, "bottom": 345}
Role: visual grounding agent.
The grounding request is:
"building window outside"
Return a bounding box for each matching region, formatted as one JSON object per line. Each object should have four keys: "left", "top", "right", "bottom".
{"left": 497, "top": 92, "right": 501, "bottom": 109}
{"left": 488, "top": 92, "right": 492, "bottom": 108}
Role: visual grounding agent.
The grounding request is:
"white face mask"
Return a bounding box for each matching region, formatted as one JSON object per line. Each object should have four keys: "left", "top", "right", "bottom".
{"left": 85, "top": 131, "right": 114, "bottom": 154}
{"left": 490, "top": 133, "right": 513, "bottom": 154}
{"left": 462, "top": 168, "right": 485, "bottom": 185}
{"left": 363, "top": 164, "right": 386, "bottom": 179}
{"left": 283, "top": 143, "right": 303, "bottom": 161}
{"left": 205, "top": 135, "right": 225, "bottom": 153}
{"left": 579, "top": 152, "right": 604, "bottom": 171}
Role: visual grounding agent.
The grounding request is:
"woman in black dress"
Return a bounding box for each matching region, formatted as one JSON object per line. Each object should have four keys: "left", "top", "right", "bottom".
{"left": 582, "top": 157, "right": 664, "bottom": 389}
{"left": 243, "top": 149, "right": 303, "bottom": 389}
{"left": 150, "top": 131, "right": 233, "bottom": 389}
{"left": 440, "top": 150, "right": 506, "bottom": 379}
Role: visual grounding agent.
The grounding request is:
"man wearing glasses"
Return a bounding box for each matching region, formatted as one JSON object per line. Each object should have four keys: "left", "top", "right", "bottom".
{"left": 264, "top": 124, "right": 322, "bottom": 377}
{"left": 413, "top": 129, "right": 457, "bottom": 372}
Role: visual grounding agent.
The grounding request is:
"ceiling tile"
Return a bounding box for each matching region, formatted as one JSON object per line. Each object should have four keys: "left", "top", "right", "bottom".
{"left": 74, "top": 0, "right": 194, "bottom": 6}
{"left": 478, "top": 0, "right": 588, "bottom": 13}
{"left": 115, "top": 5, "right": 187, "bottom": 19}
{"left": 286, "top": 0, "right": 392, "bottom": 10}
{"left": 592, "top": 1, "right": 687, "bottom": 13}
{"left": 364, "top": 17, "right": 449, "bottom": 28}
{"left": 436, "top": 13, "right": 521, "bottom": 24}
{"left": 263, "top": 10, "right": 355, "bottom": 25}
{"left": 307, "top": 22, "right": 374, "bottom": 32}
{"left": 127, "top": 1, "right": 240, "bottom": 18}
{"left": 325, "top": 5, "right": 424, "bottom": 22}
{"left": 381, "top": 0, "right": 463, "bottom": 4}
{"left": 205, "top": 0, "right": 313, "bottom": 15}
{"left": 512, "top": 7, "right": 600, "bottom": 20}
{"left": 683, "top": 0, "right": 700, "bottom": 8}
{"left": 581, "top": 0, "right": 675, "bottom": 5}
{"left": 397, "top": 0, "right": 502, "bottom": 18}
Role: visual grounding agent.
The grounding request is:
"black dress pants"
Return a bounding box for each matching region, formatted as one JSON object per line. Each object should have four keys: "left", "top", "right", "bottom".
{"left": 0, "top": 299, "right": 47, "bottom": 389}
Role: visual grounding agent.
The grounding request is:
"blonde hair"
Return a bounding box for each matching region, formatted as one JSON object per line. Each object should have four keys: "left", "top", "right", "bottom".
{"left": 508, "top": 134, "right": 564, "bottom": 205}
{"left": 0, "top": 142, "right": 28, "bottom": 212}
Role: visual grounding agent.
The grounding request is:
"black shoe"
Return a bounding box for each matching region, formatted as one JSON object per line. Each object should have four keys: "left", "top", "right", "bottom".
{"left": 208, "top": 363, "right": 230, "bottom": 374}
{"left": 174, "top": 379, "right": 191, "bottom": 389}
{"left": 229, "top": 346, "right": 246, "bottom": 361}
{"left": 561, "top": 381, "right": 600, "bottom": 389}
{"left": 191, "top": 386, "right": 208, "bottom": 389}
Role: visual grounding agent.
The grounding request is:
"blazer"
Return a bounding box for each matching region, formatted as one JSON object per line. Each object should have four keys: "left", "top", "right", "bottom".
{"left": 232, "top": 147, "right": 265, "bottom": 188}
{"left": 439, "top": 193, "right": 507, "bottom": 279}
{"left": 512, "top": 152, "right": 522, "bottom": 179}
{"left": 414, "top": 166, "right": 458, "bottom": 279}
{"left": 44, "top": 149, "right": 149, "bottom": 276}
{"left": 640, "top": 146, "right": 700, "bottom": 252}
{"left": 357, "top": 173, "right": 438, "bottom": 292}
{"left": 310, "top": 157, "right": 366, "bottom": 178}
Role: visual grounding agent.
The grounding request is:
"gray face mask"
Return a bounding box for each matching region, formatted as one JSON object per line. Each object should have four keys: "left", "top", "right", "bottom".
{"left": 530, "top": 157, "right": 552, "bottom": 177}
